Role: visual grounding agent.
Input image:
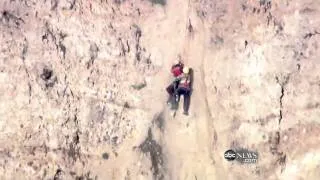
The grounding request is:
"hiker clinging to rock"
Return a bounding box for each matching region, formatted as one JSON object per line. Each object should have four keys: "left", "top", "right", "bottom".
{"left": 175, "top": 66, "right": 192, "bottom": 115}
{"left": 166, "top": 56, "right": 184, "bottom": 105}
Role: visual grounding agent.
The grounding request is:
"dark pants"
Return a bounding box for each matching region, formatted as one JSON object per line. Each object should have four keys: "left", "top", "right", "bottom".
{"left": 166, "top": 84, "right": 175, "bottom": 96}
{"left": 176, "top": 86, "right": 191, "bottom": 114}
{"left": 166, "top": 81, "right": 180, "bottom": 110}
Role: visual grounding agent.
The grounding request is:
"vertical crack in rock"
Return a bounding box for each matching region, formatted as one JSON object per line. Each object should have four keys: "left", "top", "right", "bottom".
{"left": 27, "top": 82, "right": 32, "bottom": 103}
{"left": 274, "top": 75, "right": 290, "bottom": 173}
{"left": 277, "top": 152, "right": 287, "bottom": 173}
{"left": 58, "top": 32, "right": 67, "bottom": 60}
{"left": 118, "top": 38, "right": 127, "bottom": 57}
{"left": 279, "top": 85, "right": 284, "bottom": 124}
{"left": 73, "top": 109, "right": 79, "bottom": 126}
{"left": 139, "top": 128, "right": 164, "bottom": 180}
{"left": 21, "top": 38, "right": 32, "bottom": 103}
{"left": 22, "top": 38, "right": 28, "bottom": 62}
{"left": 187, "top": 18, "right": 193, "bottom": 34}
{"left": 269, "top": 131, "right": 280, "bottom": 154}
{"left": 132, "top": 24, "right": 142, "bottom": 64}
{"left": 68, "top": 130, "right": 81, "bottom": 163}
{"left": 59, "top": 41, "right": 66, "bottom": 59}
{"left": 275, "top": 75, "right": 290, "bottom": 125}
{"left": 126, "top": 40, "right": 131, "bottom": 53}
{"left": 267, "top": 12, "right": 272, "bottom": 26}
{"left": 87, "top": 42, "right": 99, "bottom": 69}
{"left": 42, "top": 23, "right": 67, "bottom": 60}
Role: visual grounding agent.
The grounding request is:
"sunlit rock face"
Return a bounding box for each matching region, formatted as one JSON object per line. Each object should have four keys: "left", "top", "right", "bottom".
{"left": 0, "top": 0, "right": 319, "bottom": 179}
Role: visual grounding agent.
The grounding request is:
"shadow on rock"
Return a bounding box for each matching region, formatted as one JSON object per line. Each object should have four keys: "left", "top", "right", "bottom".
{"left": 139, "top": 128, "right": 164, "bottom": 180}
{"left": 152, "top": 111, "right": 165, "bottom": 132}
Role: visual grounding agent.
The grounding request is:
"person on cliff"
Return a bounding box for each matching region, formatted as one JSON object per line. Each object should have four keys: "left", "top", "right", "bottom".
{"left": 175, "top": 66, "right": 192, "bottom": 115}
{"left": 166, "top": 59, "right": 184, "bottom": 106}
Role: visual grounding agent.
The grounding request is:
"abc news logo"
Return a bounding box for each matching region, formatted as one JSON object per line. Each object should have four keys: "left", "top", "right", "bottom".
{"left": 224, "top": 149, "right": 258, "bottom": 163}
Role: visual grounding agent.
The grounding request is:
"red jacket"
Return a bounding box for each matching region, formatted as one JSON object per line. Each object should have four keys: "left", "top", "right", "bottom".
{"left": 171, "top": 64, "right": 183, "bottom": 77}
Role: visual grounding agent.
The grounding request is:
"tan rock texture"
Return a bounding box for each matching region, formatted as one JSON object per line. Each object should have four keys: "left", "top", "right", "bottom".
{"left": 0, "top": 0, "right": 320, "bottom": 179}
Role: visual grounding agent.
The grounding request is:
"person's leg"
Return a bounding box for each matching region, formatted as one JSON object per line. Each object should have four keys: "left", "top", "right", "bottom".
{"left": 183, "top": 91, "right": 191, "bottom": 115}
{"left": 166, "top": 84, "right": 175, "bottom": 104}
{"left": 176, "top": 87, "right": 189, "bottom": 114}
{"left": 166, "top": 84, "right": 174, "bottom": 95}
{"left": 172, "top": 87, "right": 183, "bottom": 110}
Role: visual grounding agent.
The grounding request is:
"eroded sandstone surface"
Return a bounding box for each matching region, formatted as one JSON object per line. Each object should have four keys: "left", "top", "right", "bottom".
{"left": 0, "top": 0, "right": 320, "bottom": 179}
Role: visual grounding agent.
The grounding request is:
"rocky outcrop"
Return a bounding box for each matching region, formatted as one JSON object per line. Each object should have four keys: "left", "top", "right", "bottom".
{"left": 1, "top": 0, "right": 320, "bottom": 179}
{"left": 199, "top": 0, "right": 320, "bottom": 179}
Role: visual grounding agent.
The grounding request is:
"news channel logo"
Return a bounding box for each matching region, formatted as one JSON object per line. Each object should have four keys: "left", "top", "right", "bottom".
{"left": 224, "top": 149, "right": 258, "bottom": 163}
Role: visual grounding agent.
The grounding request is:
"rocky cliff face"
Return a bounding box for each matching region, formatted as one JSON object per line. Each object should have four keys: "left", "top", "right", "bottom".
{"left": 0, "top": 0, "right": 320, "bottom": 180}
